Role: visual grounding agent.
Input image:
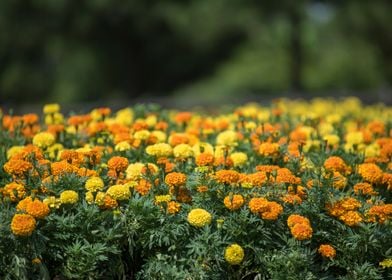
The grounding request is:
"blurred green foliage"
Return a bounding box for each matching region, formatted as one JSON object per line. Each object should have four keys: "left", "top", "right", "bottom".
{"left": 0, "top": 0, "right": 391, "bottom": 104}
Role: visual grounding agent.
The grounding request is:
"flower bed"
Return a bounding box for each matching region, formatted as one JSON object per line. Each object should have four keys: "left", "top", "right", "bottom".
{"left": 0, "top": 98, "right": 391, "bottom": 279}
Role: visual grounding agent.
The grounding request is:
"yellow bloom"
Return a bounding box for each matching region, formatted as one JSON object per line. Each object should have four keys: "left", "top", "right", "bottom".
{"left": 134, "top": 130, "right": 150, "bottom": 140}
{"left": 379, "top": 258, "right": 392, "bottom": 269}
{"left": 85, "top": 192, "right": 94, "bottom": 204}
{"left": 155, "top": 195, "right": 172, "bottom": 204}
{"left": 85, "top": 176, "right": 105, "bottom": 192}
{"left": 60, "top": 190, "right": 79, "bottom": 204}
{"left": 216, "top": 130, "right": 237, "bottom": 146}
{"left": 146, "top": 143, "right": 173, "bottom": 157}
{"left": 173, "top": 144, "right": 194, "bottom": 158}
{"left": 43, "top": 103, "right": 60, "bottom": 114}
{"left": 151, "top": 130, "right": 167, "bottom": 143}
{"left": 115, "top": 141, "right": 131, "bottom": 151}
{"left": 106, "top": 184, "right": 130, "bottom": 200}
{"left": 32, "top": 132, "right": 55, "bottom": 148}
{"left": 187, "top": 208, "right": 212, "bottom": 227}
{"left": 229, "top": 152, "right": 248, "bottom": 167}
{"left": 224, "top": 244, "right": 244, "bottom": 265}
{"left": 43, "top": 196, "right": 61, "bottom": 209}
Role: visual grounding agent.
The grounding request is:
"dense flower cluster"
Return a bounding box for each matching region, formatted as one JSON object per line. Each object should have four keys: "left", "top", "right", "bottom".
{"left": 1, "top": 98, "right": 391, "bottom": 279}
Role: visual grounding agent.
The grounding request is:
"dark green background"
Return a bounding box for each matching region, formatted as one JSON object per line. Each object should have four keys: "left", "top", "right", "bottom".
{"left": 0, "top": 0, "right": 391, "bottom": 107}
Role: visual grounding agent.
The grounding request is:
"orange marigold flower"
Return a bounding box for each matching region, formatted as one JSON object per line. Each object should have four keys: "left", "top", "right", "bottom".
{"left": 26, "top": 199, "right": 50, "bottom": 219}
{"left": 2, "top": 182, "right": 26, "bottom": 201}
{"left": 51, "top": 160, "right": 78, "bottom": 176}
{"left": 358, "top": 163, "right": 383, "bottom": 184}
{"left": 381, "top": 173, "right": 392, "bottom": 190}
{"left": 332, "top": 171, "right": 347, "bottom": 189}
{"left": 197, "top": 185, "right": 209, "bottom": 193}
{"left": 165, "top": 172, "right": 187, "bottom": 187}
{"left": 258, "top": 142, "right": 280, "bottom": 157}
{"left": 102, "top": 195, "right": 118, "bottom": 209}
{"left": 11, "top": 214, "right": 36, "bottom": 236}
{"left": 248, "top": 197, "right": 269, "bottom": 214}
{"left": 195, "top": 153, "right": 215, "bottom": 166}
{"left": 282, "top": 194, "right": 302, "bottom": 205}
{"left": 214, "top": 170, "right": 240, "bottom": 185}
{"left": 318, "top": 244, "right": 336, "bottom": 259}
{"left": 287, "top": 214, "right": 310, "bottom": 228}
{"left": 339, "top": 211, "right": 363, "bottom": 226}
{"left": 290, "top": 223, "right": 313, "bottom": 240}
{"left": 4, "top": 159, "right": 33, "bottom": 177}
{"left": 224, "top": 194, "right": 245, "bottom": 211}
{"left": 167, "top": 201, "right": 181, "bottom": 214}
{"left": 367, "top": 204, "right": 392, "bottom": 224}
{"left": 340, "top": 197, "right": 361, "bottom": 211}
{"left": 353, "top": 182, "right": 378, "bottom": 196}
{"left": 135, "top": 179, "right": 152, "bottom": 196}
{"left": 260, "top": 201, "right": 283, "bottom": 220}
{"left": 107, "top": 156, "right": 129, "bottom": 173}
{"left": 324, "top": 156, "right": 350, "bottom": 174}
{"left": 274, "top": 168, "right": 301, "bottom": 185}
{"left": 16, "top": 196, "right": 33, "bottom": 212}
{"left": 174, "top": 112, "right": 192, "bottom": 123}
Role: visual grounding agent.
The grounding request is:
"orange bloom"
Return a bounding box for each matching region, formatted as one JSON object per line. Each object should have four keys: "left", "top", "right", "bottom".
{"left": 3, "top": 159, "right": 33, "bottom": 177}
{"left": 11, "top": 214, "right": 36, "bottom": 236}
{"left": 258, "top": 142, "right": 280, "bottom": 157}
{"left": 26, "top": 199, "right": 50, "bottom": 219}
{"left": 165, "top": 172, "right": 187, "bottom": 187}
{"left": 107, "top": 156, "right": 129, "bottom": 173}
{"left": 287, "top": 214, "right": 310, "bottom": 228}
{"left": 167, "top": 201, "right": 181, "bottom": 214}
{"left": 224, "top": 194, "right": 245, "bottom": 211}
{"left": 353, "top": 182, "right": 377, "bottom": 196}
{"left": 358, "top": 163, "right": 383, "bottom": 184}
{"left": 290, "top": 223, "right": 313, "bottom": 240}
{"left": 174, "top": 112, "right": 192, "bottom": 123}
{"left": 324, "top": 156, "right": 350, "bottom": 174}
{"left": 339, "top": 211, "right": 363, "bottom": 226}
{"left": 196, "top": 153, "right": 214, "bottom": 166}
{"left": 214, "top": 170, "right": 240, "bottom": 185}
{"left": 2, "top": 182, "right": 26, "bottom": 201}
{"left": 318, "top": 244, "right": 336, "bottom": 259}
{"left": 248, "top": 197, "right": 269, "bottom": 214}
{"left": 16, "top": 196, "right": 33, "bottom": 212}
{"left": 135, "top": 179, "right": 152, "bottom": 196}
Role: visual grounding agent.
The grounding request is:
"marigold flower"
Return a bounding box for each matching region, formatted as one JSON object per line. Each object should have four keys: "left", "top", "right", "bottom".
{"left": 187, "top": 208, "right": 212, "bottom": 227}
{"left": 358, "top": 163, "right": 383, "bottom": 184}
{"left": 224, "top": 244, "right": 244, "bottom": 265}
{"left": 290, "top": 223, "right": 313, "bottom": 240}
{"left": 32, "top": 132, "right": 55, "bottom": 148}
{"left": 195, "top": 153, "right": 214, "bottom": 166}
{"left": 2, "top": 182, "right": 26, "bottom": 201}
{"left": 85, "top": 176, "right": 105, "bottom": 192}
{"left": 145, "top": 143, "right": 173, "bottom": 157}
{"left": 106, "top": 184, "right": 131, "bottom": 200}
{"left": 339, "top": 211, "right": 363, "bottom": 226}
{"left": 26, "top": 199, "right": 50, "bottom": 219}
{"left": 167, "top": 201, "right": 181, "bottom": 214}
{"left": 43, "top": 103, "right": 60, "bottom": 114}
{"left": 135, "top": 179, "right": 152, "bottom": 196}
{"left": 165, "top": 172, "right": 187, "bottom": 187}
{"left": 60, "top": 190, "right": 79, "bottom": 204}
{"left": 173, "top": 143, "right": 194, "bottom": 158}
{"left": 16, "top": 196, "right": 33, "bottom": 212}
{"left": 43, "top": 196, "right": 61, "bottom": 209}
{"left": 11, "top": 214, "right": 36, "bottom": 236}
{"left": 379, "top": 258, "right": 392, "bottom": 268}
{"left": 259, "top": 142, "right": 280, "bottom": 157}
{"left": 229, "top": 152, "right": 248, "bottom": 167}
{"left": 107, "top": 156, "right": 129, "bottom": 173}
{"left": 318, "top": 244, "right": 336, "bottom": 259}
{"left": 353, "top": 182, "right": 378, "bottom": 196}
{"left": 155, "top": 195, "right": 172, "bottom": 204}
{"left": 215, "top": 170, "right": 240, "bottom": 185}
{"left": 287, "top": 214, "right": 311, "bottom": 228}
{"left": 103, "top": 195, "right": 118, "bottom": 209}
{"left": 248, "top": 197, "right": 269, "bottom": 214}
{"left": 4, "top": 159, "right": 33, "bottom": 177}
{"left": 224, "top": 194, "right": 245, "bottom": 211}
{"left": 324, "top": 156, "right": 350, "bottom": 174}
{"left": 216, "top": 130, "right": 238, "bottom": 146}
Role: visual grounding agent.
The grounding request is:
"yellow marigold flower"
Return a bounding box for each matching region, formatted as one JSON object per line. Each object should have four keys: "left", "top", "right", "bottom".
{"left": 290, "top": 223, "right": 313, "bottom": 240}
{"left": 318, "top": 244, "right": 336, "bottom": 259}
{"left": 187, "top": 208, "right": 212, "bottom": 227}
{"left": 43, "top": 196, "right": 61, "bottom": 209}
{"left": 379, "top": 259, "right": 392, "bottom": 269}
{"left": 339, "top": 210, "right": 363, "bottom": 226}
{"left": 134, "top": 130, "right": 150, "bottom": 140}
{"left": 151, "top": 130, "right": 167, "bottom": 143}
{"left": 126, "top": 163, "right": 145, "bottom": 180}
{"left": 224, "top": 244, "right": 244, "bottom": 265}
{"left": 11, "top": 214, "right": 36, "bottom": 236}
{"left": 6, "top": 146, "right": 24, "bottom": 159}
{"left": 216, "top": 130, "right": 238, "bottom": 146}
{"left": 165, "top": 172, "right": 187, "bottom": 187}
{"left": 192, "top": 142, "right": 214, "bottom": 157}
{"left": 224, "top": 194, "right": 245, "bottom": 211}
{"left": 229, "top": 152, "right": 248, "bottom": 167}
{"left": 26, "top": 199, "right": 50, "bottom": 219}
{"left": 167, "top": 201, "right": 181, "bottom": 214}
{"left": 115, "top": 141, "right": 131, "bottom": 151}
{"left": 155, "top": 195, "right": 172, "bottom": 204}
{"left": 345, "top": 131, "right": 363, "bottom": 145}
{"left": 60, "top": 190, "right": 79, "bottom": 204}
{"left": 323, "top": 134, "right": 340, "bottom": 146}
{"left": 85, "top": 192, "right": 94, "bottom": 204}
{"left": 358, "top": 163, "right": 383, "bottom": 184}
{"left": 43, "top": 103, "right": 60, "bottom": 114}
{"left": 106, "top": 184, "right": 131, "bottom": 200}
{"left": 95, "top": 191, "right": 106, "bottom": 206}
{"left": 32, "top": 132, "right": 55, "bottom": 148}
{"left": 85, "top": 176, "right": 104, "bottom": 192}
{"left": 115, "top": 108, "right": 134, "bottom": 126}
{"left": 146, "top": 143, "right": 173, "bottom": 157}
{"left": 173, "top": 144, "right": 194, "bottom": 158}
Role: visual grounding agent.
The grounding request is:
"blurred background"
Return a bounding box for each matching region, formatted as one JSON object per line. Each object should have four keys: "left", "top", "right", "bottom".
{"left": 0, "top": 0, "right": 391, "bottom": 111}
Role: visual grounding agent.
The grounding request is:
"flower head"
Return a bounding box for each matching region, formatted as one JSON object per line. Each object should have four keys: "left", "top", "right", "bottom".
{"left": 60, "top": 190, "right": 79, "bottom": 204}
{"left": 187, "top": 208, "right": 212, "bottom": 227}
{"left": 224, "top": 244, "right": 244, "bottom": 265}
{"left": 11, "top": 214, "right": 36, "bottom": 236}
{"left": 318, "top": 244, "right": 336, "bottom": 259}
